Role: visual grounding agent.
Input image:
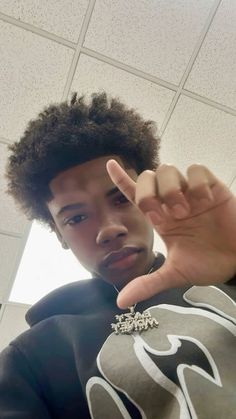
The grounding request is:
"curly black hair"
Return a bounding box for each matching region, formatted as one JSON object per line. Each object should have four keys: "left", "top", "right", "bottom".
{"left": 6, "top": 92, "right": 160, "bottom": 226}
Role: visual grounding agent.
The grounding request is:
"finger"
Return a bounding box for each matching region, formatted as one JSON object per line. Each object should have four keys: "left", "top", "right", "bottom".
{"left": 156, "top": 164, "right": 190, "bottom": 219}
{"left": 135, "top": 170, "right": 157, "bottom": 204}
{"left": 186, "top": 164, "right": 234, "bottom": 213}
{"left": 117, "top": 262, "right": 187, "bottom": 308}
{"left": 187, "top": 164, "right": 215, "bottom": 201}
{"left": 135, "top": 170, "right": 165, "bottom": 224}
{"left": 106, "top": 159, "right": 136, "bottom": 203}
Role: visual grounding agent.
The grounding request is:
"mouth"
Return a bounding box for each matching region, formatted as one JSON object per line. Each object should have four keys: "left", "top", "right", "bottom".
{"left": 101, "top": 246, "right": 142, "bottom": 270}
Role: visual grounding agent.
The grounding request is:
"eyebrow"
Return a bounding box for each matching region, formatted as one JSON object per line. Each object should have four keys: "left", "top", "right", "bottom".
{"left": 56, "top": 203, "right": 85, "bottom": 217}
{"left": 56, "top": 187, "right": 120, "bottom": 217}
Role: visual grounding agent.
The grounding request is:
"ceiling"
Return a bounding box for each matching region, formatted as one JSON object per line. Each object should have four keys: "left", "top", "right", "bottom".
{"left": 0, "top": 0, "right": 236, "bottom": 345}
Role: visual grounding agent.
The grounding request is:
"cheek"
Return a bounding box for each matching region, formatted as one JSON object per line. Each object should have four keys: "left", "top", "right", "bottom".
{"left": 61, "top": 224, "right": 96, "bottom": 261}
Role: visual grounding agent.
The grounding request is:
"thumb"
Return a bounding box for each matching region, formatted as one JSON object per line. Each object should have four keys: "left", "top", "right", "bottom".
{"left": 117, "top": 262, "right": 188, "bottom": 308}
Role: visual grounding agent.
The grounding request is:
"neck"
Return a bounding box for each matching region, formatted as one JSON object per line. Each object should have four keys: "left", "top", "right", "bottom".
{"left": 113, "top": 251, "right": 158, "bottom": 294}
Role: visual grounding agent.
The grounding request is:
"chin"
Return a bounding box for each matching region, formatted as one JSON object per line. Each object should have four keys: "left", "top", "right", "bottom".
{"left": 104, "top": 265, "right": 144, "bottom": 290}
{"left": 96, "top": 248, "right": 153, "bottom": 286}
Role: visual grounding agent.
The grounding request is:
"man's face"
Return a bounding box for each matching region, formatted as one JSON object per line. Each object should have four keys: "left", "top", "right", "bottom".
{"left": 47, "top": 155, "right": 154, "bottom": 288}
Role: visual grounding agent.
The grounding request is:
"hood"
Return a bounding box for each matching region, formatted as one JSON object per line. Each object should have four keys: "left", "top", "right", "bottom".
{"left": 26, "top": 253, "right": 165, "bottom": 327}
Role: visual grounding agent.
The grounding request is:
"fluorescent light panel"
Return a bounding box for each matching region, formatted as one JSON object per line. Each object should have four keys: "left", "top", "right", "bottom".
{"left": 9, "top": 221, "right": 91, "bottom": 305}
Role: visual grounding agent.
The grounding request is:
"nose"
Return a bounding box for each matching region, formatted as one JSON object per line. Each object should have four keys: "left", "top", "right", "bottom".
{"left": 96, "top": 217, "right": 128, "bottom": 246}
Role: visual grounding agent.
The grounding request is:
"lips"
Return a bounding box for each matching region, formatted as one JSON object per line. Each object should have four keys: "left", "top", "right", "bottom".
{"left": 102, "top": 246, "right": 141, "bottom": 268}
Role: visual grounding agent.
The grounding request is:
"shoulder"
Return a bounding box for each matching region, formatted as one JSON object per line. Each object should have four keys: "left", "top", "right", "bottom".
{"left": 26, "top": 278, "right": 114, "bottom": 327}
{"left": 26, "top": 279, "right": 94, "bottom": 326}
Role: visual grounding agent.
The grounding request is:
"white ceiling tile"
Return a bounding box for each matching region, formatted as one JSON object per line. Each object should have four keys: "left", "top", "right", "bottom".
{"left": 71, "top": 54, "right": 175, "bottom": 127}
{"left": 0, "top": 143, "right": 29, "bottom": 235}
{"left": 0, "top": 234, "right": 22, "bottom": 301}
{"left": 0, "top": 303, "right": 29, "bottom": 351}
{"left": 185, "top": 0, "right": 236, "bottom": 109}
{"left": 84, "top": 0, "right": 215, "bottom": 84}
{"left": 0, "top": 0, "right": 89, "bottom": 42}
{"left": 161, "top": 95, "right": 236, "bottom": 184}
{"left": 0, "top": 21, "right": 73, "bottom": 141}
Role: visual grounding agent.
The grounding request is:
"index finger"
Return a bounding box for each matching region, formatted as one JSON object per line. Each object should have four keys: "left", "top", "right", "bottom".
{"left": 106, "top": 159, "right": 136, "bottom": 203}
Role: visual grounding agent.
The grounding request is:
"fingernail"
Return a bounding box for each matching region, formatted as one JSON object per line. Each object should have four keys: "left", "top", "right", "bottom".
{"left": 117, "top": 294, "right": 130, "bottom": 309}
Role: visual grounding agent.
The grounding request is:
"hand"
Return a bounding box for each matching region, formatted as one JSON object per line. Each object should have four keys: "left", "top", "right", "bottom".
{"left": 106, "top": 159, "right": 236, "bottom": 308}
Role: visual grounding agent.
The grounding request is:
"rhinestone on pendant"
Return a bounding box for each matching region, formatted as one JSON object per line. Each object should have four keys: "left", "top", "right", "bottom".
{"left": 111, "top": 306, "right": 159, "bottom": 335}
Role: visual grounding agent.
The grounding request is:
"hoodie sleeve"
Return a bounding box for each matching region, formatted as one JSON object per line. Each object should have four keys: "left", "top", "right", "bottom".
{"left": 0, "top": 344, "right": 51, "bottom": 419}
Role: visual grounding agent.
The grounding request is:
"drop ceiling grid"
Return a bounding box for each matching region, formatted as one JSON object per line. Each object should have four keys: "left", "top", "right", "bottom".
{"left": 0, "top": 20, "right": 75, "bottom": 142}
{"left": 0, "top": 223, "right": 32, "bottom": 303}
{"left": 83, "top": 0, "right": 218, "bottom": 85}
{"left": 0, "top": 235, "right": 23, "bottom": 302}
{"left": 70, "top": 54, "right": 176, "bottom": 128}
{"left": 0, "top": 0, "right": 90, "bottom": 42}
{"left": 0, "top": 302, "right": 30, "bottom": 351}
{"left": 185, "top": 0, "right": 236, "bottom": 110}
{"left": 0, "top": 0, "right": 235, "bottom": 314}
{"left": 0, "top": 2, "right": 95, "bottom": 310}
{"left": 0, "top": 1, "right": 235, "bottom": 116}
{"left": 160, "top": 95, "right": 236, "bottom": 183}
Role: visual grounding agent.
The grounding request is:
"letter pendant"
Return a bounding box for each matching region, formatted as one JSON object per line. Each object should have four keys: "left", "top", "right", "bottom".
{"left": 111, "top": 306, "right": 159, "bottom": 335}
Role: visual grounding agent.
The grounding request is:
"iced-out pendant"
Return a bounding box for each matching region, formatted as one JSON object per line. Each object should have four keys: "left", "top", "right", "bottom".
{"left": 111, "top": 305, "right": 159, "bottom": 335}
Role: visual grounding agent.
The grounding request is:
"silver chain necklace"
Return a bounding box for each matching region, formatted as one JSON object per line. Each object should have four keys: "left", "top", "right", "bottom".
{"left": 111, "top": 257, "right": 159, "bottom": 335}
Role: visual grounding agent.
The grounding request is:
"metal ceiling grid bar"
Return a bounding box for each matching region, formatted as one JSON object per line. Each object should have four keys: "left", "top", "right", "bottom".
{"left": 160, "top": 0, "right": 222, "bottom": 137}
{"left": 0, "top": 11, "right": 76, "bottom": 49}
{"left": 61, "top": 0, "right": 96, "bottom": 101}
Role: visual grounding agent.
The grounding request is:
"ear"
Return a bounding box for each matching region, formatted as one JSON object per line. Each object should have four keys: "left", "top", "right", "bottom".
{"left": 49, "top": 221, "right": 69, "bottom": 250}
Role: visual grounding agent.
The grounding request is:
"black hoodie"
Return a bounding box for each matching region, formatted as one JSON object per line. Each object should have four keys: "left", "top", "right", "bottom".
{"left": 0, "top": 253, "right": 235, "bottom": 419}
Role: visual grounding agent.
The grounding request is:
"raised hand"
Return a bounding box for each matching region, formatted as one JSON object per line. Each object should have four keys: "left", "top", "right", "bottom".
{"left": 106, "top": 159, "right": 236, "bottom": 308}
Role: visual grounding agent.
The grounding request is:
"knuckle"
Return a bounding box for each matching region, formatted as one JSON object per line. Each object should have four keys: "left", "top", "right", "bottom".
{"left": 187, "top": 163, "right": 206, "bottom": 175}
{"left": 156, "top": 163, "right": 176, "bottom": 174}
{"left": 137, "top": 170, "right": 155, "bottom": 181}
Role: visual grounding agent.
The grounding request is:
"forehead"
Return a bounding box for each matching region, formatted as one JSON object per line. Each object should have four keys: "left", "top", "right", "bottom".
{"left": 48, "top": 155, "right": 133, "bottom": 199}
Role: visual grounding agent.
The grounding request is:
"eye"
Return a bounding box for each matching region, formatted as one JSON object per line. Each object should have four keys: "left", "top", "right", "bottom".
{"left": 63, "top": 214, "right": 87, "bottom": 226}
{"left": 114, "top": 193, "right": 129, "bottom": 205}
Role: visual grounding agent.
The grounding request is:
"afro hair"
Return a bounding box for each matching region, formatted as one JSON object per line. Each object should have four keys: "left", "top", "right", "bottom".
{"left": 6, "top": 92, "right": 160, "bottom": 226}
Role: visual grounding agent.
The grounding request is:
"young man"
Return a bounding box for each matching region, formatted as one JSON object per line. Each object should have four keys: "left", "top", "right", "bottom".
{"left": 1, "top": 92, "right": 236, "bottom": 418}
